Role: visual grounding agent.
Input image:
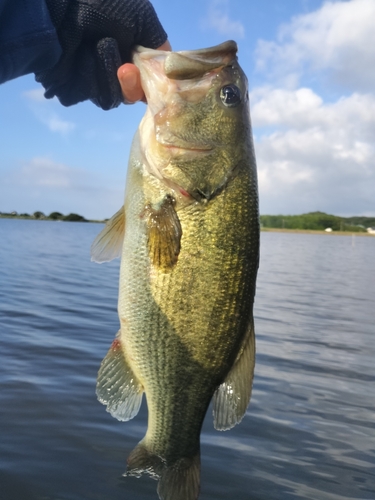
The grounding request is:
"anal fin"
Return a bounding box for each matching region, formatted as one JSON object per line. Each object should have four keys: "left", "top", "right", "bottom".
{"left": 213, "top": 318, "right": 256, "bottom": 431}
{"left": 96, "top": 332, "right": 143, "bottom": 421}
{"left": 91, "top": 206, "right": 125, "bottom": 263}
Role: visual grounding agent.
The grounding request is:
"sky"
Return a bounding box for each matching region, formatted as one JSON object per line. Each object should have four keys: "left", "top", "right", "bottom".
{"left": 1, "top": 0, "right": 374, "bottom": 220}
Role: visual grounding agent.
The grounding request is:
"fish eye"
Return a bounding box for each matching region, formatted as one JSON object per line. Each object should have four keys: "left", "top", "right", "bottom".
{"left": 220, "top": 84, "right": 241, "bottom": 107}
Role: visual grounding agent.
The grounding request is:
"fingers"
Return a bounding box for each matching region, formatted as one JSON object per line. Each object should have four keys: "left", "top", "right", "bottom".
{"left": 117, "top": 63, "right": 144, "bottom": 103}
{"left": 117, "top": 40, "right": 172, "bottom": 104}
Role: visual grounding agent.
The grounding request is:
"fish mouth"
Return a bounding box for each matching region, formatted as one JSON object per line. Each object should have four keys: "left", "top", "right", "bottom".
{"left": 161, "top": 144, "right": 213, "bottom": 154}
{"left": 155, "top": 128, "right": 213, "bottom": 154}
{"left": 156, "top": 137, "right": 213, "bottom": 155}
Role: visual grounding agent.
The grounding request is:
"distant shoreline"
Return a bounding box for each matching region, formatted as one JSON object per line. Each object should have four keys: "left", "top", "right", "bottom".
{"left": 0, "top": 215, "right": 105, "bottom": 223}
{"left": 261, "top": 227, "right": 375, "bottom": 236}
{"left": 1, "top": 215, "right": 374, "bottom": 236}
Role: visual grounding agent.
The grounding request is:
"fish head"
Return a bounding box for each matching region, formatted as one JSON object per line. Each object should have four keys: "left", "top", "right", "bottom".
{"left": 133, "top": 41, "right": 254, "bottom": 202}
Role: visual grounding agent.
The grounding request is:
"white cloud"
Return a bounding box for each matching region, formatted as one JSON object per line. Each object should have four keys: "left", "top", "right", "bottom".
{"left": 251, "top": 88, "right": 375, "bottom": 215}
{"left": 251, "top": 87, "right": 323, "bottom": 128}
{"left": 248, "top": 0, "right": 375, "bottom": 216}
{"left": 45, "top": 114, "right": 75, "bottom": 134}
{"left": 2, "top": 156, "right": 92, "bottom": 193}
{"left": 1, "top": 156, "right": 124, "bottom": 220}
{"left": 255, "top": 0, "right": 375, "bottom": 91}
{"left": 23, "top": 88, "right": 76, "bottom": 135}
{"left": 251, "top": 87, "right": 375, "bottom": 132}
{"left": 18, "top": 157, "right": 75, "bottom": 188}
{"left": 23, "top": 88, "right": 45, "bottom": 102}
{"left": 202, "top": 0, "right": 245, "bottom": 39}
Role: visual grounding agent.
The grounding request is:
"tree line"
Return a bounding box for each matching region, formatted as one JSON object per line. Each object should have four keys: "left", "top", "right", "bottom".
{"left": 260, "top": 212, "right": 375, "bottom": 232}
{"left": 0, "top": 211, "right": 87, "bottom": 222}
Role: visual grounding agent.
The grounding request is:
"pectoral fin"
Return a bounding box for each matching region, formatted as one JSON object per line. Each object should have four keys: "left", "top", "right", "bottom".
{"left": 144, "top": 195, "right": 182, "bottom": 270}
{"left": 91, "top": 207, "right": 125, "bottom": 263}
{"left": 96, "top": 333, "right": 143, "bottom": 422}
{"left": 213, "top": 319, "right": 256, "bottom": 431}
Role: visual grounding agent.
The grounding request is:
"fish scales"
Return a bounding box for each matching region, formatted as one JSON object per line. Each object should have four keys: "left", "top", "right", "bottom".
{"left": 122, "top": 166, "right": 256, "bottom": 450}
{"left": 93, "top": 40, "right": 259, "bottom": 500}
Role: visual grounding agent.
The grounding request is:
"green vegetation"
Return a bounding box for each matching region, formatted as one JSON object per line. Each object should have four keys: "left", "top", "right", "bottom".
{"left": 49, "top": 211, "right": 64, "bottom": 220}
{"left": 345, "top": 215, "right": 375, "bottom": 228}
{"left": 63, "top": 213, "right": 87, "bottom": 222}
{"left": 260, "top": 211, "right": 373, "bottom": 232}
{"left": 0, "top": 211, "right": 88, "bottom": 222}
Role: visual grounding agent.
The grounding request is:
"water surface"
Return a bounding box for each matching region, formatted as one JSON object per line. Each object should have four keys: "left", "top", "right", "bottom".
{"left": 0, "top": 219, "right": 374, "bottom": 499}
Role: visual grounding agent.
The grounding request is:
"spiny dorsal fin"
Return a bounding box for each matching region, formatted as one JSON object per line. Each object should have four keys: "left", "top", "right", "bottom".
{"left": 144, "top": 195, "right": 182, "bottom": 271}
{"left": 91, "top": 207, "right": 125, "bottom": 263}
{"left": 96, "top": 332, "right": 143, "bottom": 421}
{"left": 213, "top": 319, "right": 255, "bottom": 431}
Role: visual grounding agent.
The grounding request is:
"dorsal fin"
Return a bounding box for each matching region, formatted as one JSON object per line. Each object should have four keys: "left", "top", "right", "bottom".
{"left": 91, "top": 207, "right": 125, "bottom": 263}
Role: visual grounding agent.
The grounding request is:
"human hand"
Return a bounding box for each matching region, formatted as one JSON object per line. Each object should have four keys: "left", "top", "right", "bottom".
{"left": 117, "top": 40, "right": 172, "bottom": 103}
{"left": 35, "top": 0, "right": 168, "bottom": 110}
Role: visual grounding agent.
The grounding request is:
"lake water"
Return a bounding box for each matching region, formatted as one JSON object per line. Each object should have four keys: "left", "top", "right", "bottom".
{"left": 0, "top": 219, "right": 374, "bottom": 500}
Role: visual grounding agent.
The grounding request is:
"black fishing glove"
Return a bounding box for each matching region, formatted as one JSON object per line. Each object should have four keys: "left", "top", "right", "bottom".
{"left": 35, "top": 0, "right": 167, "bottom": 110}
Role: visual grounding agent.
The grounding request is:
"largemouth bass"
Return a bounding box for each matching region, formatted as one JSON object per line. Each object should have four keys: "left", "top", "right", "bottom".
{"left": 92, "top": 40, "right": 259, "bottom": 500}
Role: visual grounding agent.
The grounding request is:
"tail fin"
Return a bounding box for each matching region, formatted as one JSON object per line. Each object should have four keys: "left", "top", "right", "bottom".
{"left": 157, "top": 455, "right": 200, "bottom": 500}
{"left": 125, "top": 441, "right": 200, "bottom": 500}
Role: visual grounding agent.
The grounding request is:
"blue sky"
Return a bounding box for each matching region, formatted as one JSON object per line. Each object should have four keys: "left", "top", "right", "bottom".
{"left": 1, "top": 0, "right": 374, "bottom": 220}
